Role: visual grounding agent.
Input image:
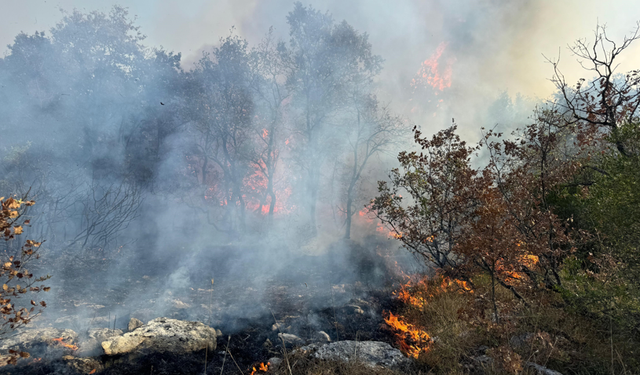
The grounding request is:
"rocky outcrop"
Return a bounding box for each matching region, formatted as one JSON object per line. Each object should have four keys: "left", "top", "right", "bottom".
{"left": 301, "top": 340, "right": 411, "bottom": 370}
{"left": 0, "top": 327, "right": 77, "bottom": 352}
{"left": 77, "top": 328, "right": 122, "bottom": 357}
{"left": 101, "top": 317, "right": 216, "bottom": 355}
{"left": 127, "top": 318, "right": 143, "bottom": 332}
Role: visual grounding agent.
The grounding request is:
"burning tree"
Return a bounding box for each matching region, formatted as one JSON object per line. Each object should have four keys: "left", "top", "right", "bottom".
{"left": 247, "top": 29, "right": 294, "bottom": 222}
{"left": 374, "top": 117, "right": 578, "bottom": 320}
{"left": 186, "top": 34, "right": 255, "bottom": 235}
{"left": 0, "top": 194, "right": 50, "bottom": 365}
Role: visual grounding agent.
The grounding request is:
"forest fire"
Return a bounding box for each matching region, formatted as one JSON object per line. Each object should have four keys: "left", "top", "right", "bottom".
{"left": 412, "top": 41, "right": 455, "bottom": 93}
{"left": 384, "top": 273, "right": 475, "bottom": 359}
{"left": 51, "top": 337, "right": 78, "bottom": 351}
{"left": 250, "top": 362, "right": 269, "bottom": 375}
{"left": 384, "top": 312, "right": 431, "bottom": 359}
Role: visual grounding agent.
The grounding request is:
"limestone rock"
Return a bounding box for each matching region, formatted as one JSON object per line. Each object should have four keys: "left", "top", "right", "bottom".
{"left": 277, "top": 333, "right": 304, "bottom": 346}
{"left": 0, "top": 327, "right": 77, "bottom": 352}
{"left": 301, "top": 340, "right": 411, "bottom": 370}
{"left": 101, "top": 334, "right": 146, "bottom": 355}
{"left": 101, "top": 317, "right": 217, "bottom": 356}
{"left": 77, "top": 328, "right": 122, "bottom": 357}
{"left": 128, "top": 318, "right": 143, "bottom": 332}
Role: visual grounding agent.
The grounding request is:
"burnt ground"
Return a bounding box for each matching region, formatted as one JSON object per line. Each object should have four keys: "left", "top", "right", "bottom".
{"left": 0, "top": 239, "right": 415, "bottom": 374}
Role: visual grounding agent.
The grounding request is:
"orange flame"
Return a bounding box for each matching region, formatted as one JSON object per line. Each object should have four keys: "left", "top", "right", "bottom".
{"left": 384, "top": 311, "right": 431, "bottom": 359}
{"left": 497, "top": 253, "right": 540, "bottom": 285}
{"left": 250, "top": 362, "right": 270, "bottom": 375}
{"left": 52, "top": 337, "right": 78, "bottom": 351}
{"left": 412, "top": 42, "right": 455, "bottom": 93}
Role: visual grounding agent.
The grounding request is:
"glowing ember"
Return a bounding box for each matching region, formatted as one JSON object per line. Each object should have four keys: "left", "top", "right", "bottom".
{"left": 52, "top": 337, "right": 78, "bottom": 350}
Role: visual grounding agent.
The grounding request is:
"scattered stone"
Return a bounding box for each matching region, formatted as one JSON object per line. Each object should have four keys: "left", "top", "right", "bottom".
{"left": 268, "top": 357, "right": 283, "bottom": 370}
{"left": 0, "top": 327, "right": 77, "bottom": 352}
{"left": 313, "top": 331, "right": 331, "bottom": 344}
{"left": 346, "top": 304, "right": 364, "bottom": 315}
{"left": 63, "top": 355, "right": 104, "bottom": 374}
{"left": 77, "top": 328, "right": 122, "bottom": 357}
{"left": 101, "top": 317, "right": 217, "bottom": 356}
{"left": 128, "top": 318, "right": 143, "bottom": 332}
{"left": 301, "top": 340, "right": 411, "bottom": 370}
{"left": 526, "top": 362, "right": 564, "bottom": 375}
{"left": 215, "top": 329, "right": 222, "bottom": 337}
{"left": 277, "top": 333, "right": 304, "bottom": 346}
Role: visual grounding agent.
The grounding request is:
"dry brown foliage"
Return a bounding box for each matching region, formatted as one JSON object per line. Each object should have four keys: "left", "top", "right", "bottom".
{"left": 0, "top": 194, "right": 50, "bottom": 365}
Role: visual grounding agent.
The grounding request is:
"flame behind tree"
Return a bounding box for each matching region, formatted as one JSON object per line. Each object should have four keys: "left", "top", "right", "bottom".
{"left": 341, "top": 96, "right": 407, "bottom": 239}
{"left": 286, "top": 3, "right": 384, "bottom": 238}
{"left": 412, "top": 42, "right": 454, "bottom": 93}
{"left": 247, "top": 28, "right": 294, "bottom": 223}
{"left": 371, "top": 125, "right": 479, "bottom": 271}
{"left": 186, "top": 34, "right": 255, "bottom": 235}
{"left": 0, "top": 194, "right": 50, "bottom": 365}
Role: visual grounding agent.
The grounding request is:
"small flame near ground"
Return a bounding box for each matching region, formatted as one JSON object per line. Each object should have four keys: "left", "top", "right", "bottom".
{"left": 384, "top": 274, "right": 473, "bottom": 359}
{"left": 51, "top": 337, "right": 78, "bottom": 351}
{"left": 384, "top": 311, "right": 430, "bottom": 359}
{"left": 250, "top": 361, "right": 269, "bottom": 375}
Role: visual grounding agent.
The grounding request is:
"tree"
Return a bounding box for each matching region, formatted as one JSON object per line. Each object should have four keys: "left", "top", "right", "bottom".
{"left": 374, "top": 118, "right": 577, "bottom": 320}
{"left": 550, "top": 23, "right": 640, "bottom": 157}
{"left": 186, "top": 34, "right": 255, "bottom": 235}
{"left": 247, "top": 29, "right": 293, "bottom": 222}
{"left": 286, "top": 2, "right": 382, "bottom": 237}
{"left": 372, "top": 125, "right": 479, "bottom": 270}
{"left": 341, "top": 97, "right": 405, "bottom": 239}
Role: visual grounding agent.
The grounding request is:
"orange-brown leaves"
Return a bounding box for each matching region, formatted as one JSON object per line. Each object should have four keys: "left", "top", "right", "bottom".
{"left": 0, "top": 194, "right": 49, "bottom": 364}
{"left": 372, "top": 125, "right": 479, "bottom": 270}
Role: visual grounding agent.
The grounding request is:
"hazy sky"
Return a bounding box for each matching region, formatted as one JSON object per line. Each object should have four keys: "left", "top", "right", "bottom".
{"left": 2, "top": 0, "right": 639, "bottom": 128}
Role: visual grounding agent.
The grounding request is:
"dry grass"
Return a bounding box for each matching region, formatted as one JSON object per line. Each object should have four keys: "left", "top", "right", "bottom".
{"left": 389, "top": 273, "right": 640, "bottom": 375}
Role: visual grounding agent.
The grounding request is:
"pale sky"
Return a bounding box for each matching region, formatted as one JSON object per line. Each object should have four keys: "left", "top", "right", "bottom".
{"left": 1, "top": 0, "right": 639, "bottom": 129}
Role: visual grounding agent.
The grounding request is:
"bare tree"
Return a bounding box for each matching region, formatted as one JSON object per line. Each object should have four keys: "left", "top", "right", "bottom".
{"left": 342, "top": 96, "right": 405, "bottom": 239}
{"left": 68, "top": 181, "right": 142, "bottom": 252}
{"left": 549, "top": 23, "right": 640, "bottom": 156}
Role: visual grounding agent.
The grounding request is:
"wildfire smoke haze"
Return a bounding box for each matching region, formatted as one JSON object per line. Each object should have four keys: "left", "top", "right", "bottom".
{"left": 0, "top": 0, "right": 639, "bottom": 373}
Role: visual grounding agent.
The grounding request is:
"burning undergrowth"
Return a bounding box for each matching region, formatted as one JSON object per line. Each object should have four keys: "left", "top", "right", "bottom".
{"left": 0, "top": 235, "right": 424, "bottom": 374}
